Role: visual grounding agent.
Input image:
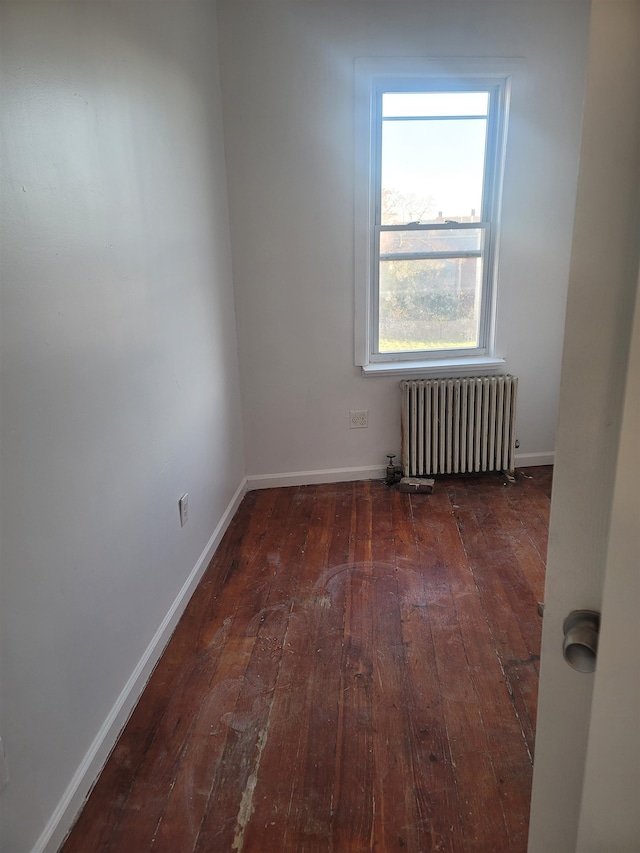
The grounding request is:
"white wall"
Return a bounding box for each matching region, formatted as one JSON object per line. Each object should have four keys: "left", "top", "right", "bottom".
{"left": 217, "top": 0, "right": 591, "bottom": 484}
{"left": 0, "top": 3, "right": 245, "bottom": 851}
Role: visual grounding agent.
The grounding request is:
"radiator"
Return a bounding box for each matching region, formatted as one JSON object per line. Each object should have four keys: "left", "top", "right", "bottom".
{"left": 400, "top": 375, "right": 518, "bottom": 478}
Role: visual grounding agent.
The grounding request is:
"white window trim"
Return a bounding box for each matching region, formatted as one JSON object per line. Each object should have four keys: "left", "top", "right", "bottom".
{"left": 354, "top": 57, "right": 516, "bottom": 377}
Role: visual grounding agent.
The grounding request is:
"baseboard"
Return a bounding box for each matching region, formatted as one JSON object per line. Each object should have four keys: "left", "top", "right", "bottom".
{"left": 35, "top": 477, "right": 248, "bottom": 853}
{"left": 515, "top": 451, "right": 555, "bottom": 467}
{"left": 245, "top": 455, "right": 554, "bottom": 490}
{"left": 246, "top": 464, "right": 387, "bottom": 490}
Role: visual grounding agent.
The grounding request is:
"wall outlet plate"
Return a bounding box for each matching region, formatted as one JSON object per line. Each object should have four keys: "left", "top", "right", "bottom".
{"left": 179, "top": 493, "right": 189, "bottom": 527}
{"left": 0, "top": 737, "right": 9, "bottom": 791}
{"left": 349, "top": 410, "right": 369, "bottom": 428}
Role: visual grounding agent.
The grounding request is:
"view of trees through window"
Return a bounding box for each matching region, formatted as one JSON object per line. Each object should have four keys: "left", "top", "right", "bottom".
{"left": 377, "top": 90, "right": 489, "bottom": 354}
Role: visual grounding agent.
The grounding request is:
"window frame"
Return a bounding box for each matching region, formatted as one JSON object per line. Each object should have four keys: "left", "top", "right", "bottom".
{"left": 355, "top": 59, "right": 512, "bottom": 377}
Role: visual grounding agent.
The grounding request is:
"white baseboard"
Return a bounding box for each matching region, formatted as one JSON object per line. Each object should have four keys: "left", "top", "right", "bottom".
{"left": 246, "top": 464, "right": 387, "bottom": 490}
{"left": 246, "top": 455, "right": 554, "bottom": 490}
{"left": 515, "top": 451, "right": 555, "bottom": 467}
{"left": 35, "top": 477, "right": 248, "bottom": 853}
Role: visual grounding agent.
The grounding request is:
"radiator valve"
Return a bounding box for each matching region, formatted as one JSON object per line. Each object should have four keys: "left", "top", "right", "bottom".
{"left": 385, "top": 455, "right": 403, "bottom": 486}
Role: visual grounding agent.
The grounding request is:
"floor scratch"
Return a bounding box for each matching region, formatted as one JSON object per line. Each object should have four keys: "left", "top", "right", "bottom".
{"left": 232, "top": 723, "right": 270, "bottom": 852}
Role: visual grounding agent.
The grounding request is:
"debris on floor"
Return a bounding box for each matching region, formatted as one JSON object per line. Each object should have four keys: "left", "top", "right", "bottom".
{"left": 398, "top": 477, "right": 435, "bottom": 494}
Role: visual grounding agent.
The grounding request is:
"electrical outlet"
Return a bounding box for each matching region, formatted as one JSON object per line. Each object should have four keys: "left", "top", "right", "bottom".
{"left": 0, "top": 737, "right": 9, "bottom": 791}
{"left": 179, "top": 493, "right": 189, "bottom": 527}
{"left": 349, "top": 410, "right": 369, "bottom": 429}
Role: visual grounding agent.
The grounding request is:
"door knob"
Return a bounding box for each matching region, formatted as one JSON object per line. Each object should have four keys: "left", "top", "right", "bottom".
{"left": 563, "top": 610, "right": 600, "bottom": 673}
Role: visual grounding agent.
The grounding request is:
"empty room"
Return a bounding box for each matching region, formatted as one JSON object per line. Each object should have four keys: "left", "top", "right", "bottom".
{"left": 1, "top": 1, "right": 638, "bottom": 852}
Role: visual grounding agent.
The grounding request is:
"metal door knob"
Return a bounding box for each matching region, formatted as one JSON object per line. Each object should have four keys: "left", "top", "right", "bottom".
{"left": 563, "top": 610, "right": 600, "bottom": 673}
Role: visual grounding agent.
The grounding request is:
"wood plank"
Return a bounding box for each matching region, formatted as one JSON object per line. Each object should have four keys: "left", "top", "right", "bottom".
{"left": 192, "top": 487, "right": 317, "bottom": 852}
{"left": 391, "top": 487, "right": 466, "bottom": 852}
{"left": 240, "top": 485, "right": 336, "bottom": 852}
{"left": 418, "top": 487, "right": 534, "bottom": 849}
{"left": 507, "top": 469, "right": 552, "bottom": 564}
{"left": 413, "top": 488, "right": 511, "bottom": 850}
{"left": 396, "top": 491, "right": 462, "bottom": 851}
{"left": 288, "top": 484, "right": 353, "bottom": 852}
{"left": 331, "top": 481, "right": 376, "bottom": 852}
{"left": 369, "top": 493, "right": 423, "bottom": 851}
{"left": 444, "top": 479, "right": 541, "bottom": 755}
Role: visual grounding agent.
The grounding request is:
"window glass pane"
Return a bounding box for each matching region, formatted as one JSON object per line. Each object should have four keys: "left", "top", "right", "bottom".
{"left": 378, "top": 257, "right": 482, "bottom": 352}
{"left": 380, "top": 228, "right": 482, "bottom": 256}
{"left": 381, "top": 118, "right": 487, "bottom": 225}
{"left": 382, "top": 91, "right": 489, "bottom": 118}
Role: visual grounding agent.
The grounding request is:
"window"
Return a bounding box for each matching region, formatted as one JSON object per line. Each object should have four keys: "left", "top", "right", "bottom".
{"left": 355, "top": 62, "right": 510, "bottom": 375}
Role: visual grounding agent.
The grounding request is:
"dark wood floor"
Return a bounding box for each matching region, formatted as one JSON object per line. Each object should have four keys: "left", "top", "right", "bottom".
{"left": 62, "top": 468, "right": 552, "bottom": 853}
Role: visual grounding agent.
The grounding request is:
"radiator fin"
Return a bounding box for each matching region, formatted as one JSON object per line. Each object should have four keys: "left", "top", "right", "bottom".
{"left": 400, "top": 376, "right": 518, "bottom": 477}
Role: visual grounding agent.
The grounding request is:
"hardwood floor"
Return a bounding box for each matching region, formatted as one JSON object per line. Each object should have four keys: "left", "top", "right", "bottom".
{"left": 61, "top": 468, "right": 552, "bottom": 853}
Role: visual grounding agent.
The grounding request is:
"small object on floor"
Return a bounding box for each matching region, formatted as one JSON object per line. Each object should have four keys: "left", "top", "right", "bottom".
{"left": 399, "top": 477, "right": 435, "bottom": 494}
{"left": 537, "top": 602, "right": 545, "bottom": 617}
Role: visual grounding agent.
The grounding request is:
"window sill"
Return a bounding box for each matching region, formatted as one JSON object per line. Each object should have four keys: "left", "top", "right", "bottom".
{"left": 360, "top": 355, "right": 506, "bottom": 378}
